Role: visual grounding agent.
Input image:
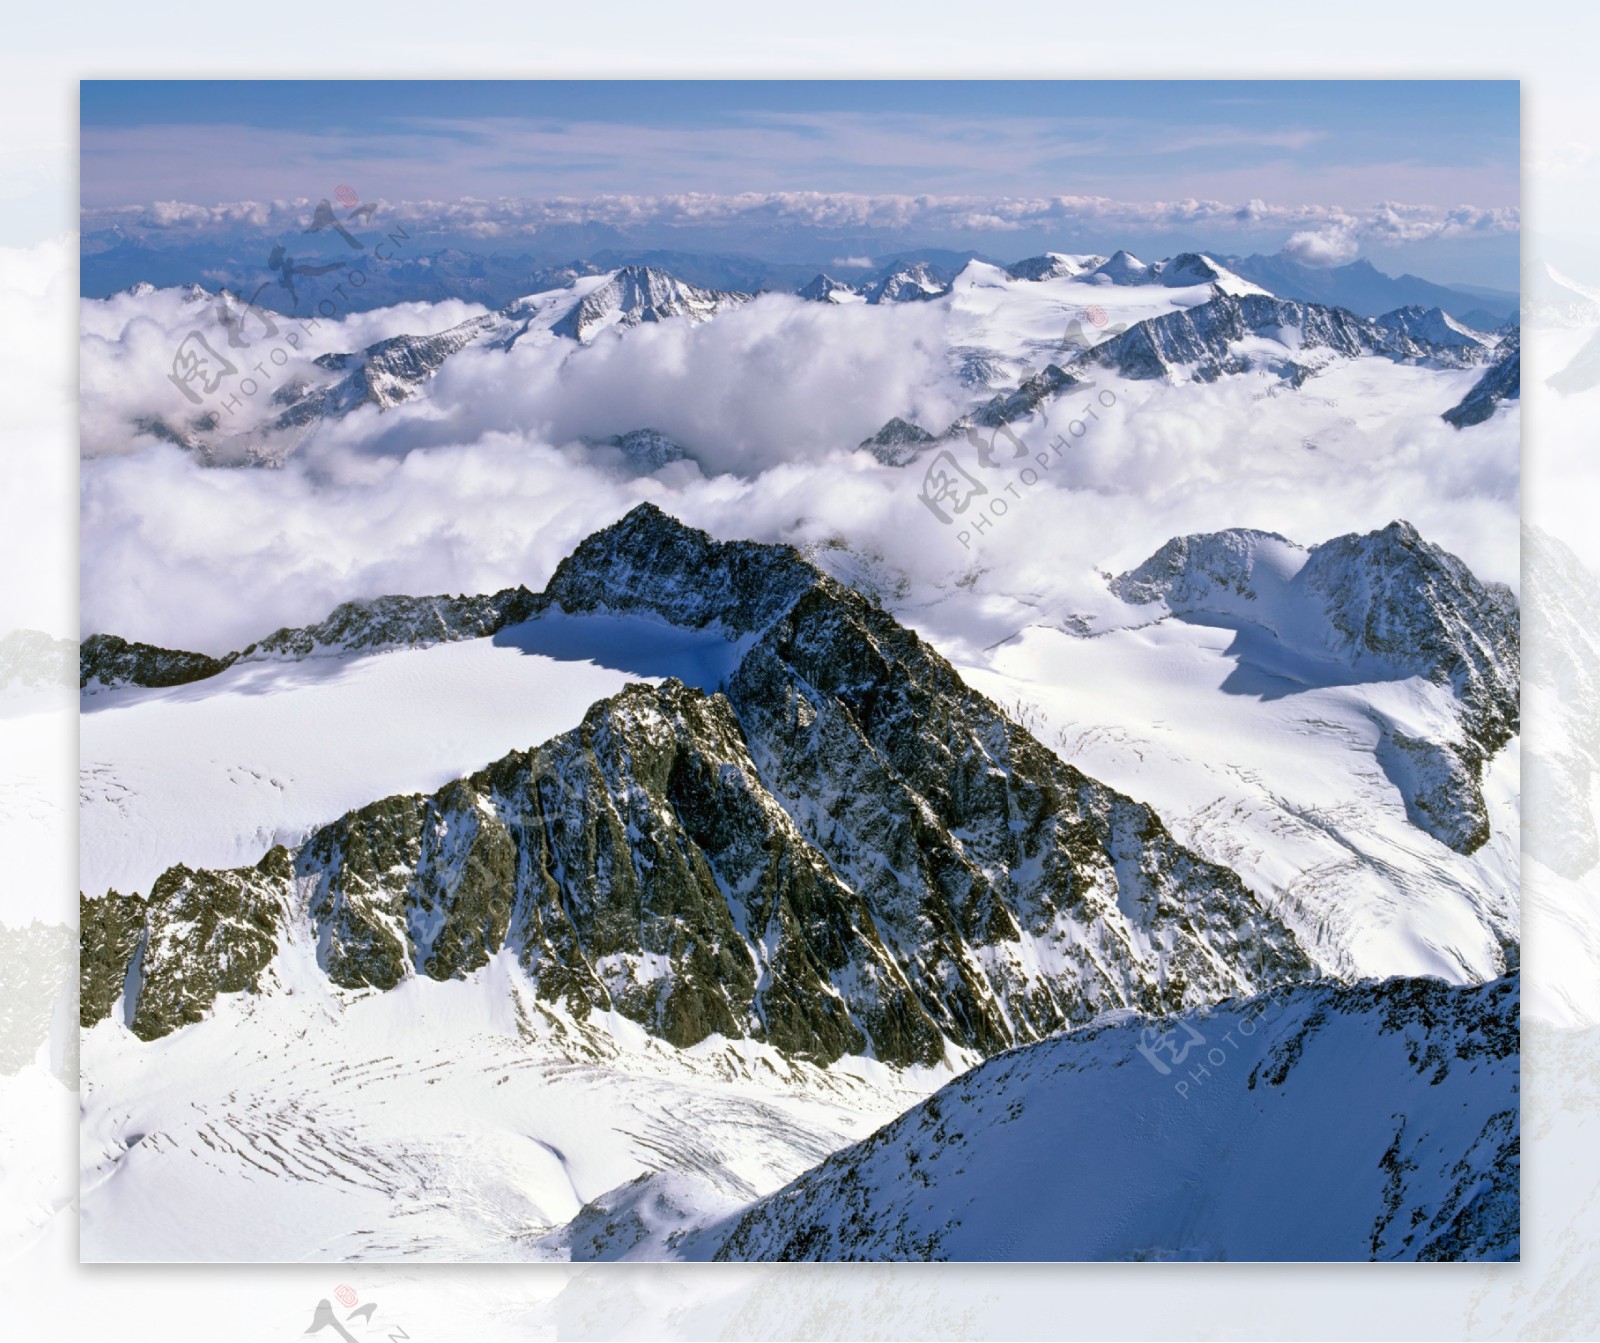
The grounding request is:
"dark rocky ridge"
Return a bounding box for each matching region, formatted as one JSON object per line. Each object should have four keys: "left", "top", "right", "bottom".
{"left": 1446, "top": 330, "right": 1521, "bottom": 427}
{"left": 80, "top": 633, "right": 236, "bottom": 691}
{"left": 712, "top": 975, "right": 1520, "bottom": 1262}
{"left": 81, "top": 505, "right": 1314, "bottom": 1064}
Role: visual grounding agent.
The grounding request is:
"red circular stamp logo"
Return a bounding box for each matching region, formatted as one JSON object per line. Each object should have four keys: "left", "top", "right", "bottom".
{"left": 334, "top": 185, "right": 359, "bottom": 208}
{"left": 1084, "top": 304, "right": 1109, "bottom": 328}
{"left": 334, "top": 1284, "right": 358, "bottom": 1309}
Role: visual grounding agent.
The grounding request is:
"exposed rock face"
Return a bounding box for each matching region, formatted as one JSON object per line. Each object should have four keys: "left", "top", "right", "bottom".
{"left": 552, "top": 265, "right": 749, "bottom": 342}
{"left": 80, "top": 633, "right": 235, "bottom": 691}
{"left": 1111, "top": 521, "right": 1520, "bottom": 854}
{"left": 80, "top": 852, "right": 293, "bottom": 1042}
{"left": 1446, "top": 329, "right": 1521, "bottom": 426}
{"left": 1083, "top": 292, "right": 1490, "bottom": 384}
{"left": 1376, "top": 305, "right": 1492, "bottom": 354}
{"left": 798, "top": 274, "right": 860, "bottom": 303}
{"left": 1006, "top": 253, "right": 1106, "bottom": 282}
{"left": 713, "top": 975, "right": 1520, "bottom": 1262}
{"left": 973, "top": 363, "right": 1082, "bottom": 427}
{"left": 865, "top": 263, "right": 948, "bottom": 304}
{"left": 275, "top": 315, "right": 509, "bottom": 429}
{"left": 859, "top": 417, "right": 935, "bottom": 466}
{"left": 81, "top": 506, "right": 1313, "bottom": 1060}
{"left": 236, "top": 588, "right": 539, "bottom": 662}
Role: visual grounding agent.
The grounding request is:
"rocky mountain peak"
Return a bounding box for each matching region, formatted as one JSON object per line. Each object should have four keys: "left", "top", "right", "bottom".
{"left": 552, "top": 265, "right": 750, "bottom": 341}
{"left": 542, "top": 502, "right": 825, "bottom": 635}
{"left": 1112, "top": 521, "right": 1519, "bottom": 854}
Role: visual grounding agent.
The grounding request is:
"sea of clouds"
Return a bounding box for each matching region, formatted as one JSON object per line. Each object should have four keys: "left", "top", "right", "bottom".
{"left": 77, "top": 274, "right": 1520, "bottom": 658}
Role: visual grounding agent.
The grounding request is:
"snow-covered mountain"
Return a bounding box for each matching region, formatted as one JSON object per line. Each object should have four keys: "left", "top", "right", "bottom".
{"left": 75, "top": 503, "right": 1522, "bottom": 1261}
{"left": 80, "top": 505, "right": 1313, "bottom": 1065}
{"left": 715, "top": 976, "right": 1519, "bottom": 1261}
{"left": 1221, "top": 254, "right": 1518, "bottom": 324}
{"left": 1377, "top": 304, "right": 1495, "bottom": 351}
{"left": 99, "top": 251, "right": 1517, "bottom": 474}
{"left": 551, "top": 264, "right": 749, "bottom": 341}
{"left": 1083, "top": 291, "right": 1494, "bottom": 386}
{"left": 1005, "top": 252, "right": 1107, "bottom": 281}
{"left": 864, "top": 262, "right": 949, "bottom": 304}
{"left": 1109, "top": 521, "right": 1519, "bottom": 855}
{"left": 798, "top": 273, "right": 865, "bottom": 304}
{"left": 857, "top": 416, "right": 935, "bottom": 466}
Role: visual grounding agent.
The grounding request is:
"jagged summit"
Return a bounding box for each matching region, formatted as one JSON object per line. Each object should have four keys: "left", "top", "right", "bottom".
{"left": 1005, "top": 253, "right": 1106, "bottom": 281}
{"left": 82, "top": 503, "right": 1314, "bottom": 1066}
{"left": 542, "top": 502, "right": 824, "bottom": 635}
{"left": 858, "top": 416, "right": 935, "bottom": 465}
{"left": 798, "top": 273, "right": 862, "bottom": 303}
{"left": 1079, "top": 291, "right": 1492, "bottom": 386}
{"left": 552, "top": 264, "right": 750, "bottom": 341}
{"left": 1376, "top": 304, "right": 1492, "bottom": 351}
{"left": 1112, "top": 520, "right": 1519, "bottom": 854}
{"left": 866, "top": 262, "right": 948, "bottom": 304}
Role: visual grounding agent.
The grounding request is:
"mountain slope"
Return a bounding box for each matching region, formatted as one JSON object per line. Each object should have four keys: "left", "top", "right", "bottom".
{"left": 714, "top": 975, "right": 1519, "bottom": 1262}
{"left": 1081, "top": 292, "right": 1491, "bottom": 386}
{"left": 552, "top": 265, "right": 749, "bottom": 341}
{"left": 1446, "top": 330, "right": 1521, "bottom": 426}
{"left": 81, "top": 506, "right": 1314, "bottom": 1069}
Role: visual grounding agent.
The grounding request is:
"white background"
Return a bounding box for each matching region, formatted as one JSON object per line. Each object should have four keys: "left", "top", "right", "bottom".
{"left": 3, "top": 5, "right": 1596, "bottom": 1338}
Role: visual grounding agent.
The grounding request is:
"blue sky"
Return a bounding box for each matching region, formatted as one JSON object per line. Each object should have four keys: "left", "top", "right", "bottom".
{"left": 79, "top": 80, "right": 1520, "bottom": 286}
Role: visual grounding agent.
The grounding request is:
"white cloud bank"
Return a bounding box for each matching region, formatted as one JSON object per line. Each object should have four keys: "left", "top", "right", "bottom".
{"left": 78, "top": 279, "right": 1519, "bottom": 657}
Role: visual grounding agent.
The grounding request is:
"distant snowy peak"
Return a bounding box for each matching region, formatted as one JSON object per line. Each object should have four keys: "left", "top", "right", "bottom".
{"left": 866, "top": 262, "right": 949, "bottom": 304}
{"left": 858, "top": 416, "right": 936, "bottom": 466}
{"left": 1112, "top": 520, "right": 1520, "bottom": 854}
{"left": 1378, "top": 305, "right": 1493, "bottom": 351}
{"left": 1080, "top": 291, "right": 1493, "bottom": 386}
{"left": 1088, "top": 249, "right": 1153, "bottom": 285}
{"left": 798, "top": 273, "right": 864, "bottom": 304}
{"left": 1005, "top": 252, "right": 1107, "bottom": 281}
{"left": 553, "top": 264, "right": 751, "bottom": 341}
{"left": 714, "top": 975, "right": 1519, "bottom": 1262}
{"left": 580, "top": 427, "right": 693, "bottom": 472}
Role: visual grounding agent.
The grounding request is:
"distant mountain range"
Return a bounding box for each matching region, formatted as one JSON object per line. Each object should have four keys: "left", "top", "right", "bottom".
{"left": 83, "top": 230, "right": 1518, "bottom": 325}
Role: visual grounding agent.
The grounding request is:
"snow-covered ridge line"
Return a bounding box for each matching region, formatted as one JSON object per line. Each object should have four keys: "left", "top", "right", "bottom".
{"left": 712, "top": 974, "right": 1519, "bottom": 1262}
